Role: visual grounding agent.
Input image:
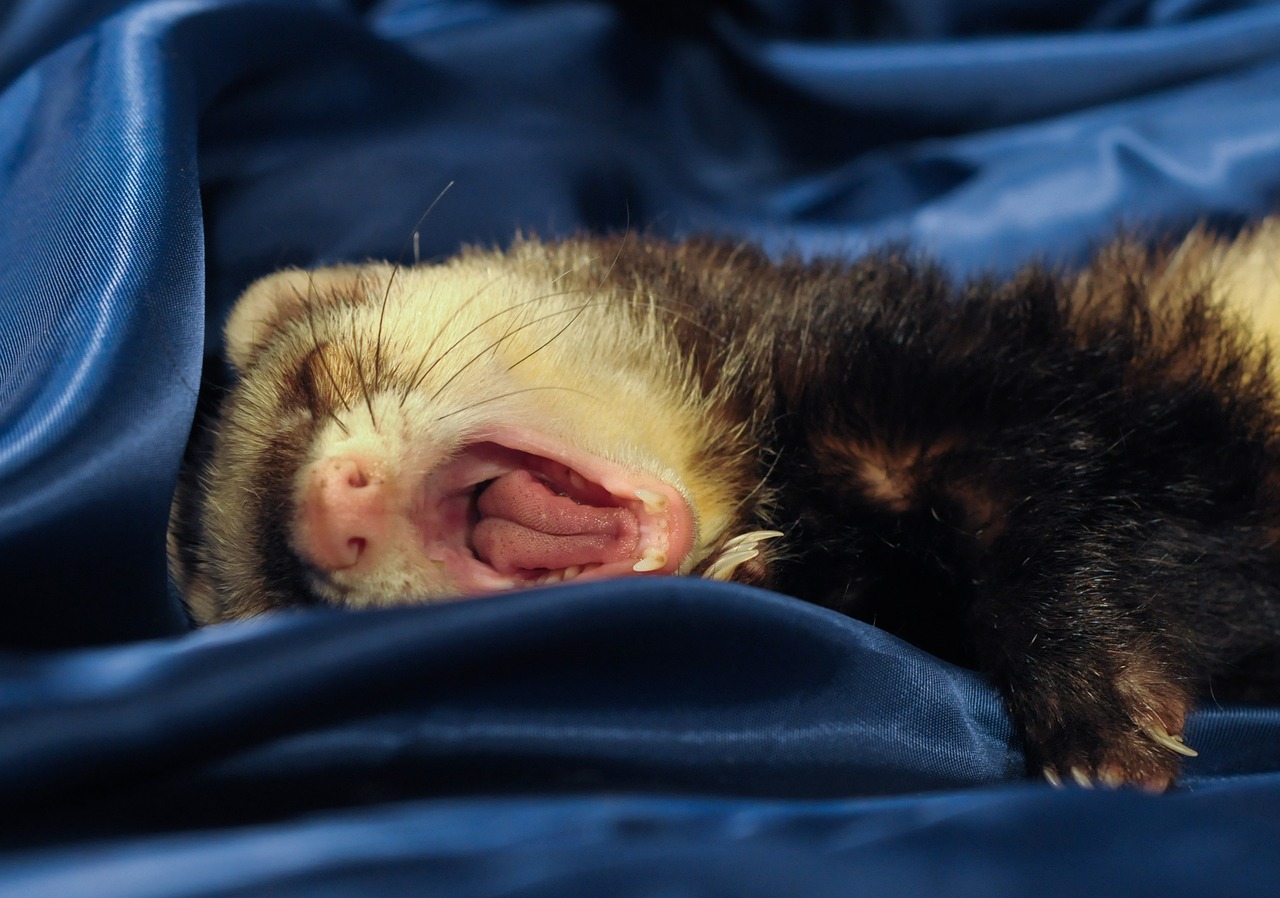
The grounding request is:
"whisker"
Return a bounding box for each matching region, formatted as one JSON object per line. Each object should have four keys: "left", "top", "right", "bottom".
{"left": 398, "top": 274, "right": 511, "bottom": 400}
{"left": 507, "top": 299, "right": 595, "bottom": 372}
{"left": 542, "top": 252, "right": 725, "bottom": 343}
{"left": 293, "top": 274, "right": 351, "bottom": 435}
{"left": 388, "top": 238, "right": 724, "bottom": 420}
{"left": 349, "top": 301, "right": 378, "bottom": 430}
{"left": 401, "top": 246, "right": 724, "bottom": 408}
{"left": 403, "top": 286, "right": 588, "bottom": 398}
{"left": 595, "top": 229, "right": 629, "bottom": 292}
{"left": 730, "top": 439, "right": 782, "bottom": 524}
{"left": 324, "top": 404, "right": 350, "bottom": 435}
{"left": 429, "top": 302, "right": 599, "bottom": 403}
{"left": 374, "top": 270, "right": 394, "bottom": 387}
{"left": 608, "top": 288, "right": 728, "bottom": 343}
{"left": 433, "top": 385, "right": 600, "bottom": 422}
{"left": 550, "top": 252, "right": 602, "bottom": 286}
{"left": 377, "top": 181, "right": 456, "bottom": 383}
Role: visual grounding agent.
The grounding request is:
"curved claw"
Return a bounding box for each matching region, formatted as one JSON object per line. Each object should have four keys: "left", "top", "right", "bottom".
{"left": 1142, "top": 723, "right": 1199, "bottom": 758}
{"left": 1069, "top": 766, "right": 1095, "bottom": 788}
{"left": 720, "top": 530, "right": 785, "bottom": 552}
{"left": 702, "top": 530, "right": 785, "bottom": 581}
{"left": 703, "top": 549, "right": 759, "bottom": 581}
{"left": 1096, "top": 766, "right": 1126, "bottom": 789}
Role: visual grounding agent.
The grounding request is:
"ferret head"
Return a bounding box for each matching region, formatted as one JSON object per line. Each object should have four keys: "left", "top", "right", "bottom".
{"left": 171, "top": 239, "right": 771, "bottom": 623}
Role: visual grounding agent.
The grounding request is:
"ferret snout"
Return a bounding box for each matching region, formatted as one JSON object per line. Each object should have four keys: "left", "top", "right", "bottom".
{"left": 296, "top": 456, "right": 392, "bottom": 572}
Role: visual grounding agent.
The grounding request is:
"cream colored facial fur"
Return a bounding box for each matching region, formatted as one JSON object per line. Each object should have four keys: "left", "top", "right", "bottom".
{"left": 177, "top": 241, "right": 757, "bottom": 622}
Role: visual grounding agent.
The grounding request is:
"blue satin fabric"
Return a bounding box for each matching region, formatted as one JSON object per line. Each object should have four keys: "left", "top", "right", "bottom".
{"left": 3, "top": 1, "right": 1280, "bottom": 894}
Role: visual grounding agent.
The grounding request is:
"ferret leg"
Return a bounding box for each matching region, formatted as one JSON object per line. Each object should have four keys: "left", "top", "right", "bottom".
{"left": 969, "top": 513, "right": 1203, "bottom": 792}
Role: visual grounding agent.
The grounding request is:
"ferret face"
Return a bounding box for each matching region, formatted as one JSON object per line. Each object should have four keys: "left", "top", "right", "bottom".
{"left": 173, "top": 241, "right": 766, "bottom": 624}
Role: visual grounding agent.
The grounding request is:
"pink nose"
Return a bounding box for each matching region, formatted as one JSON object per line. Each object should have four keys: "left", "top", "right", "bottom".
{"left": 297, "top": 456, "right": 388, "bottom": 571}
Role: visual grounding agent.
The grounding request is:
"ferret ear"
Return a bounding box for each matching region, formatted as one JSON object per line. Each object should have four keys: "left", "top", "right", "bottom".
{"left": 224, "top": 266, "right": 369, "bottom": 372}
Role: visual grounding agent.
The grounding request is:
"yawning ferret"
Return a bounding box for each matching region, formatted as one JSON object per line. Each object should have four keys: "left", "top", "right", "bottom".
{"left": 170, "top": 222, "right": 1280, "bottom": 791}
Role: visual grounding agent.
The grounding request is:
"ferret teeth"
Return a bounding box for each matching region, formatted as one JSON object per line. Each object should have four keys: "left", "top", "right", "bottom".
{"left": 634, "top": 489, "right": 668, "bottom": 514}
{"left": 1142, "top": 724, "right": 1199, "bottom": 757}
{"left": 569, "top": 471, "right": 588, "bottom": 493}
{"left": 562, "top": 565, "right": 582, "bottom": 581}
{"left": 632, "top": 548, "right": 667, "bottom": 572}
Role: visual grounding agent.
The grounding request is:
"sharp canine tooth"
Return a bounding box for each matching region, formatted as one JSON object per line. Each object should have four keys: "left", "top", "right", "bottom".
{"left": 563, "top": 565, "right": 582, "bottom": 581}
{"left": 569, "top": 471, "right": 587, "bottom": 492}
{"left": 632, "top": 548, "right": 667, "bottom": 572}
{"left": 635, "top": 489, "right": 668, "bottom": 513}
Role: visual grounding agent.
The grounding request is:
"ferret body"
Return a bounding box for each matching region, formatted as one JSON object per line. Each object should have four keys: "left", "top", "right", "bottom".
{"left": 171, "top": 222, "right": 1280, "bottom": 790}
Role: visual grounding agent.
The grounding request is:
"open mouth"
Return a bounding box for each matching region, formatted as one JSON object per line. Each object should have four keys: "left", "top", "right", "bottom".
{"left": 414, "top": 436, "right": 695, "bottom": 594}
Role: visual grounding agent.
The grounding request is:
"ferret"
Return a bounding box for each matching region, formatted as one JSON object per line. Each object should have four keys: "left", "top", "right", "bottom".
{"left": 170, "top": 221, "right": 1280, "bottom": 792}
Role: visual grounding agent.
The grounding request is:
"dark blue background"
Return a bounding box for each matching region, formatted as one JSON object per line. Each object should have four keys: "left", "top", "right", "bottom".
{"left": 3, "top": 1, "right": 1280, "bottom": 894}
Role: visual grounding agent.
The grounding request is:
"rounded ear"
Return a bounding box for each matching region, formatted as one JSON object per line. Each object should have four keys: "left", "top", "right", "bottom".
{"left": 224, "top": 266, "right": 369, "bottom": 372}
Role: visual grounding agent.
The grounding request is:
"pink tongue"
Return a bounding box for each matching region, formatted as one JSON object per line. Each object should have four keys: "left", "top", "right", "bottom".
{"left": 472, "top": 469, "right": 639, "bottom": 575}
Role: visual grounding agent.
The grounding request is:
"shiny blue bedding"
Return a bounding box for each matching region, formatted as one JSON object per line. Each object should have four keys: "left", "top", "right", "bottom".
{"left": 3, "top": 1, "right": 1280, "bottom": 894}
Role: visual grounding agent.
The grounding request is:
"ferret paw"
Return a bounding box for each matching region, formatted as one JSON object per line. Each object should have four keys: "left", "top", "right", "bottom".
{"left": 1021, "top": 664, "right": 1196, "bottom": 792}
{"left": 1037, "top": 719, "right": 1197, "bottom": 793}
